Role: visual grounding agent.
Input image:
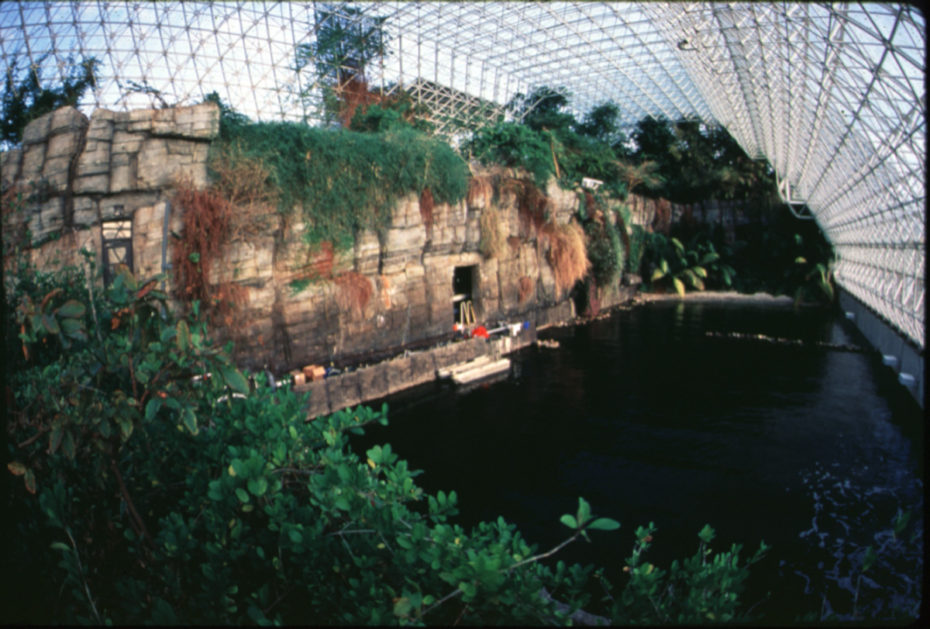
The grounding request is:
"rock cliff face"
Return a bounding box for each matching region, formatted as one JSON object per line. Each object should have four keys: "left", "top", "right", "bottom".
{"left": 2, "top": 104, "right": 636, "bottom": 373}
{"left": 2, "top": 103, "right": 218, "bottom": 271}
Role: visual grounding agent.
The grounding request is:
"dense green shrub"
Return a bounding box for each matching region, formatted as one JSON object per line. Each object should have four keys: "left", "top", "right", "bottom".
{"left": 578, "top": 193, "right": 625, "bottom": 288}
{"left": 4, "top": 256, "right": 773, "bottom": 624}
{"left": 627, "top": 224, "right": 648, "bottom": 275}
{"left": 212, "top": 112, "right": 468, "bottom": 250}
{"left": 726, "top": 213, "right": 835, "bottom": 304}
{"left": 463, "top": 120, "right": 556, "bottom": 188}
{"left": 640, "top": 232, "right": 720, "bottom": 297}
{"left": 349, "top": 97, "right": 434, "bottom": 134}
{"left": 583, "top": 218, "right": 623, "bottom": 288}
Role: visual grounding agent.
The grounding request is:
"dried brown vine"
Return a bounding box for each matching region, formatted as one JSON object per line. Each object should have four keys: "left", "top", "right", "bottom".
{"left": 518, "top": 276, "right": 534, "bottom": 305}
{"left": 334, "top": 271, "right": 373, "bottom": 319}
{"left": 419, "top": 187, "right": 435, "bottom": 233}
{"left": 540, "top": 220, "right": 589, "bottom": 295}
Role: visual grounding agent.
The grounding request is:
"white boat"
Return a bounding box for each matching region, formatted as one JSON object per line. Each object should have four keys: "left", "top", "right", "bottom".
{"left": 437, "top": 355, "right": 511, "bottom": 385}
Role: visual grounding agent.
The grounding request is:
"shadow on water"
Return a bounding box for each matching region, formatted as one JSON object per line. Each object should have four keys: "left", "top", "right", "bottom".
{"left": 353, "top": 300, "right": 924, "bottom": 622}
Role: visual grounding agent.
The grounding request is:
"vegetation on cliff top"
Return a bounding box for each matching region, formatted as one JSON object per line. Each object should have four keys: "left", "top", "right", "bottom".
{"left": 209, "top": 98, "right": 468, "bottom": 252}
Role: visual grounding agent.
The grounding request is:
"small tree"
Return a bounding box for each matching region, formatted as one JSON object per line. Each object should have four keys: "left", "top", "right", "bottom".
{"left": 508, "top": 85, "right": 575, "bottom": 133}
{"left": 294, "top": 3, "right": 390, "bottom": 127}
{"left": 1, "top": 54, "right": 99, "bottom": 146}
{"left": 617, "top": 160, "right": 664, "bottom": 215}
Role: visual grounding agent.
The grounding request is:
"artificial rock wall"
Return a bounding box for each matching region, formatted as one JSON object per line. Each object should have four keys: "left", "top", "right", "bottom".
{"left": 1, "top": 102, "right": 219, "bottom": 271}
{"left": 223, "top": 171, "right": 617, "bottom": 373}
{"left": 2, "top": 103, "right": 637, "bottom": 374}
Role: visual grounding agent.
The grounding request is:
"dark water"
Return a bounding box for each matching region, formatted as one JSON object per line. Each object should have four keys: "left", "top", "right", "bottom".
{"left": 352, "top": 300, "right": 924, "bottom": 622}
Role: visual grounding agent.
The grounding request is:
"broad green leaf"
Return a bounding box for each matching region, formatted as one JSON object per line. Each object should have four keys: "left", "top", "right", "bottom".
{"left": 587, "top": 517, "right": 621, "bottom": 531}
{"left": 117, "top": 417, "right": 133, "bottom": 442}
{"left": 577, "top": 497, "right": 591, "bottom": 525}
{"left": 393, "top": 597, "right": 413, "bottom": 618}
{"left": 41, "top": 313, "right": 60, "bottom": 335}
{"left": 794, "top": 256, "right": 807, "bottom": 264}
{"left": 55, "top": 300, "right": 86, "bottom": 318}
{"left": 176, "top": 320, "right": 190, "bottom": 352}
{"left": 235, "top": 488, "right": 250, "bottom": 503}
{"left": 698, "top": 524, "right": 716, "bottom": 544}
{"left": 560, "top": 514, "right": 578, "bottom": 529}
{"left": 693, "top": 266, "right": 708, "bottom": 278}
{"left": 651, "top": 268, "right": 665, "bottom": 281}
{"left": 288, "top": 529, "right": 302, "bottom": 544}
{"left": 673, "top": 277, "right": 685, "bottom": 297}
{"left": 182, "top": 407, "right": 198, "bottom": 435}
{"left": 219, "top": 363, "right": 250, "bottom": 395}
{"left": 687, "top": 273, "right": 705, "bottom": 290}
{"left": 49, "top": 424, "right": 63, "bottom": 454}
{"left": 159, "top": 325, "right": 176, "bottom": 343}
{"left": 699, "top": 252, "right": 719, "bottom": 265}
{"left": 145, "top": 398, "right": 162, "bottom": 421}
{"left": 59, "top": 317, "right": 83, "bottom": 335}
{"left": 248, "top": 477, "right": 268, "bottom": 497}
{"left": 50, "top": 542, "right": 71, "bottom": 553}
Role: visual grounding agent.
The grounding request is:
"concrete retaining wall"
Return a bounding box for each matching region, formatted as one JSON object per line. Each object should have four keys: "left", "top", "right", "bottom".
{"left": 295, "top": 326, "right": 538, "bottom": 420}
{"left": 838, "top": 289, "right": 924, "bottom": 408}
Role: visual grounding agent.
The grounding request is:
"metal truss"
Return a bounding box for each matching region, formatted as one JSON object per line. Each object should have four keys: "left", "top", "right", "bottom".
{"left": 1, "top": 1, "right": 924, "bottom": 348}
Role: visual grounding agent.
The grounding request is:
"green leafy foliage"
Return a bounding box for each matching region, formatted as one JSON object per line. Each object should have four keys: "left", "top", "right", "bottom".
{"left": 464, "top": 120, "right": 556, "bottom": 187}
{"left": 509, "top": 85, "right": 575, "bottom": 133}
{"left": 642, "top": 232, "right": 714, "bottom": 296}
{"left": 573, "top": 101, "right": 629, "bottom": 157}
{"left": 213, "top": 110, "right": 468, "bottom": 250}
{"left": 294, "top": 5, "right": 390, "bottom": 85}
{"left": 1, "top": 54, "right": 99, "bottom": 146}
{"left": 630, "top": 115, "right": 776, "bottom": 207}
{"left": 603, "top": 523, "right": 769, "bottom": 624}
{"left": 579, "top": 193, "right": 625, "bottom": 288}
{"left": 627, "top": 224, "right": 648, "bottom": 275}
{"left": 726, "top": 213, "right": 835, "bottom": 303}
{"left": 465, "top": 87, "right": 627, "bottom": 195}
{"left": 349, "top": 90, "right": 434, "bottom": 134}
{"left": 5, "top": 258, "right": 770, "bottom": 624}
{"left": 293, "top": 4, "right": 390, "bottom": 126}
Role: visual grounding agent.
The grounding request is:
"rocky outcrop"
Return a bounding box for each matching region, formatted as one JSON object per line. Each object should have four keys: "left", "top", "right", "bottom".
{"left": 2, "top": 103, "right": 219, "bottom": 266}
{"left": 212, "top": 170, "right": 598, "bottom": 373}
{"left": 2, "top": 103, "right": 637, "bottom": 375}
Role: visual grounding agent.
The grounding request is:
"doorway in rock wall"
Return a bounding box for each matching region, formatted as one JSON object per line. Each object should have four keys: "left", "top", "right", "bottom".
{"left": 453, "top": 265, "right": 477, "bottom": 327}
{"left": 101, "top": 213, "right": 133, "bottom": 286}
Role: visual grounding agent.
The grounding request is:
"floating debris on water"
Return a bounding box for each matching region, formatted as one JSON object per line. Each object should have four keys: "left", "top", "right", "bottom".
{"left": 705, "top": 330, "right": 867, "bottom": 352}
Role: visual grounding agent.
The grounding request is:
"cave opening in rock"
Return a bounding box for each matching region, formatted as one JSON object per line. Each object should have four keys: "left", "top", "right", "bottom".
{"left": 452, "top": 265, "right": 477, "bottom": 326}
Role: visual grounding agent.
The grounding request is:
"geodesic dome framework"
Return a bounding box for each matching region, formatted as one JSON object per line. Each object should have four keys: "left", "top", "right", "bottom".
{"left": 1, "top": 2, "right": 925, "bottom": 349}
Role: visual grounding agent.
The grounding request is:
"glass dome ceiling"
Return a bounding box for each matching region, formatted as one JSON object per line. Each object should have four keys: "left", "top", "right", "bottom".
{"left": 1, "top": 1, "right": 925, "bottom": 349}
